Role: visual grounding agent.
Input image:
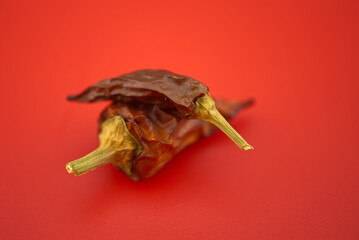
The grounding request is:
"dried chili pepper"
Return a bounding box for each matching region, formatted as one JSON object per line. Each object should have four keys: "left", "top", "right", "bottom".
{"left": 68, "top": 69, "right": 253, "bottom": 150}
{"left": 66, "top": 98, "right": 253, "bottom": 180}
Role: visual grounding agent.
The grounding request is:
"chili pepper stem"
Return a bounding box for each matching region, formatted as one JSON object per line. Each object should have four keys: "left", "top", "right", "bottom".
{"left": 193, "top": 94, "right": 254, "bottom": 151}
{"left": 66, "top": 146, "right": 117, "bottom": 176}
{"left": 66, "top": 116, "right": 141, "bottom": 176}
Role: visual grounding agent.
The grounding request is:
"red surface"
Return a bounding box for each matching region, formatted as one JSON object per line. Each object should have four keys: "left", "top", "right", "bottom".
{"left": 1, "top": 0, "right": 358, "bottom": 239}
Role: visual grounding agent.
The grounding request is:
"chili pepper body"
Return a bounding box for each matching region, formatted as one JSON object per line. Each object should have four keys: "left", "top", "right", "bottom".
{"left": 99, "top": 98, "right": 252, "bottom": 180}
{"left": 68, "top": 69, "right": 208, "bottom": 117}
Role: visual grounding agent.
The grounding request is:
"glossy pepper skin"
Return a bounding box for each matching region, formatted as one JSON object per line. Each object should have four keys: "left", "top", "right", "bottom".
{"left": 67, "top": 69, "right": 209, "bottom": 118}
{"left": 99, "top": 98, "right": 253, "bottom": 180}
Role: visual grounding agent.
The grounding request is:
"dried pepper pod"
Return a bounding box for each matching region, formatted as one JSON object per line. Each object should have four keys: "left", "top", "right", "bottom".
{"left": 66, "top": 98, "right": 253, "bottom": 180}
{"left": 68, "top": 69, "right": 253, "bottom": 150}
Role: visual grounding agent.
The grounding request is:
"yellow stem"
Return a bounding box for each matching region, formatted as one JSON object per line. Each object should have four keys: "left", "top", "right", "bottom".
{"left": 193, "top": 94, "right": 253, "bottom": 151}
{"left": 66, "top": 116, "right": 142, "bottom": 176}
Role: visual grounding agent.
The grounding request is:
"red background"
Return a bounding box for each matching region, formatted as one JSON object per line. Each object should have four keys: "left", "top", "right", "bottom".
{"left": 1, "top": 0, "right": 358, "bottom": 239}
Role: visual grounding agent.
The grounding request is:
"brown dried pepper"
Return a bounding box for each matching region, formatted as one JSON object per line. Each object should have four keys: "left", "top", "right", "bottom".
{"left": 66, "top": 98, "right": 253, "bottom": 180}
{"left": 67, "top": 69, "right": 209, "bottom": 117}
{"left": 66, "top": 70, "right": 254, "bottom": 179}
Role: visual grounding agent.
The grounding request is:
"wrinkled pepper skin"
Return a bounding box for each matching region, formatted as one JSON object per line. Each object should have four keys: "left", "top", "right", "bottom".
{"left": 67, "top": 69, "right": 209, "bottom": 117}
{"left": 66, "top": 69, "right": 254, "bottom": 179}
{"left": 99, "top": 98, "right": 253, "bottom": 180}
